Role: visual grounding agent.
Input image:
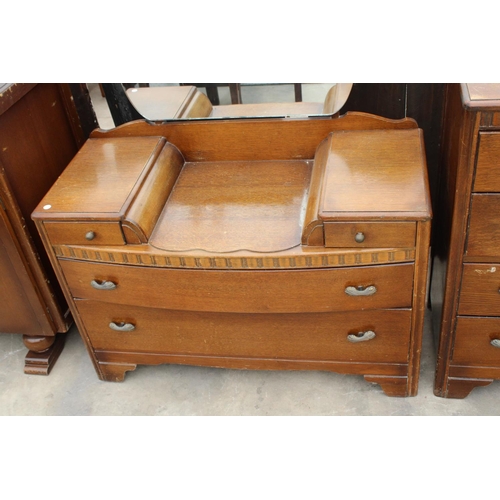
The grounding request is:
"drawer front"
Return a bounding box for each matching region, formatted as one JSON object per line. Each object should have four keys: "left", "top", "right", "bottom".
{"left": 452, "top": 316, "right": 500, "bottom": 366}
{"left": 473, "top": 132, "right": 500, "bottom": 192}
{"left": 324, "top": 222, "right": 416, "bottom": 248}
{"left": 44, "top": 221, "right": 125, "bottom": 246}
{"left": 466, "top": 194, "right": 500, "bottom": 260}
{"left": 76, "top": 300, "right": 412, "bottom": 363}
{"left": 459, "top": 264, "right": 500, "bottom": 316}
{"left": 60, "top": 259, "right": 415, "bottom": 314}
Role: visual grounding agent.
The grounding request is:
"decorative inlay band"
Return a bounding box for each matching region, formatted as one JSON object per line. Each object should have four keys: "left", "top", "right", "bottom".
{"left": 53, "top": 245, "right": 416, "bottom": 270}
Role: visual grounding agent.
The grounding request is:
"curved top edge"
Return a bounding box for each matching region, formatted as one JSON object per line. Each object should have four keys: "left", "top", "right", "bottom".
{"left": 90, "top": 112, "right": 419, "bottom": 139}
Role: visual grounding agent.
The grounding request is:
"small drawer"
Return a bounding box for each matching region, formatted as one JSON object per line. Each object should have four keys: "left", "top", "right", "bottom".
{"left": 473, "top": 132, "right": 500, "bottom": 192}
{"left": 458, "top": 264, "right": 500, "bottom": 316}
{"left": 452, "top": 316, "right": 500, "bottom": 366}
{"left": 44, "top": 221, "right": 125, "bottom": 246}
{"left": 324, "top": 222, "right": 416, "bottom": 248}
{"left": 466, "top": 194, "right": 500, "bottom": 260}
{"left": 59, "top": 259, "right": 415, "bottom": 314}
{"left": 75, "top": 300, "right": 412, "bottom": 364}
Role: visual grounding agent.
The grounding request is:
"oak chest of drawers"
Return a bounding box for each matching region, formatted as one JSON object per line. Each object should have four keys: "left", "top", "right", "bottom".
{"left": 432, "top": 83, "right": 500, "bottom": 398}
{"left": 33, "top": 115, "right": 431, "bottom": 396}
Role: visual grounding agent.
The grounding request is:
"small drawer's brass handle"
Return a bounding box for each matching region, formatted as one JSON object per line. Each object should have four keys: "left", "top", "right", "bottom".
{"left": 490, "top": 339, "right": 500, "bottom": 348}
{"left": 347, "top": 330, "right": 376, "bottom": 343}
{"left": 109, "top": 321, "right": 135, "bottom": 332}
{"left": 86, "top": 231, "right": 96, "bottom": 241}
{"left": 91, "top": 279, "right": 117, "bottom": 290}
{"left": 345, "top": 285, "right": 377, "bottom": 296}
{"left": 354, "top": 232, "right": 365, "bottom": 243}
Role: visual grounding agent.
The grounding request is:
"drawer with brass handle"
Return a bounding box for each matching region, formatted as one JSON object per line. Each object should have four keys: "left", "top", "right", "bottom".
{"left": 60, "top": 259, "right": 415, "bottom": 313}
{"left": 458, "top": 264, "right": 500, "bottom": 316}
{"left": 452, "top": 316, "right": 500, "bottom": 366}
{"left": 324, "top": 222, "right": 416, "bottom": 248}
{"left": 75, "top": 299, "right": 412, "bottom": 364}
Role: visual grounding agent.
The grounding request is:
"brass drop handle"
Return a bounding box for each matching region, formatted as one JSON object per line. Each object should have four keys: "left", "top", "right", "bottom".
{"left": 85, "top": 231, "right": 96, "bottom": 241}
{"left": 347, "top": 330, "right": 376, "bottom": 343}
{"left": 91, "top": 279, "right": 117, "bottom": 290}
{"left": 109, "top": 321, "right": 135, "bottom": 332}
{"left": 345, "top": 285, "right": 377, "bottom": 296}
{"left": 490, "top": 339, "right": 500, "bottom": 348}
{"left": 354, "top": 232, "right": 365, "bottom": 243}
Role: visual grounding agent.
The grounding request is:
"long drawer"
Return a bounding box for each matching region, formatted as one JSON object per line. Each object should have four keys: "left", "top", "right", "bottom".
{"left": 452, "top": 316, "right": 500, "bottom": 366}
{"left": 76, "top": 299, "right": 412, "bottom": 363}
{"left": 60, "top": 259, "right": 415, "bottom": 314}
{"left": 458, "top": 264, "right": 500, "bottom": 316}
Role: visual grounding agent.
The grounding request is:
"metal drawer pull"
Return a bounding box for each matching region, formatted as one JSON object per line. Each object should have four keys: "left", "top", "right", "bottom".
{"left": 109, "top": 322, "right": 135, "bottom": 332}
{"left": 490, "top": 339, "right": 500, "bottom": 348}
{"left": 85, "top": 231, "right": 96, "bottom": 241}
{"left": 354, "top": 232, "right": 365, "bottom": 243}
{"left": 91, "top": 279, "right": 117, "bottom": 290}
{"left": 347, "top": 330, "right": 376, "bottom": 343}
{"left": 345, "top": 285, "right": 377, "bottom": 296}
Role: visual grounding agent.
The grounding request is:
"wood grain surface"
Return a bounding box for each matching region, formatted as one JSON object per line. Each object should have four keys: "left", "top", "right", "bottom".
{"left": 60, "top": 259, "right": 415, "bottom": 314}
{"left": 76, "top": 299, "right": 412, "bottom": 364}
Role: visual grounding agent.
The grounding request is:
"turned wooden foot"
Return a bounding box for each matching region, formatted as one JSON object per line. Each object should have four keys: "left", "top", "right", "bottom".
{"left": 364, "top": 375, "right": 410, "bottom": 397}
{"left": 98, "top": 362, "right": 137, "bottom": 382}
{"left": 435, "top": 377, "right": 494, "bottom": 399}
{"left": 23, "top": 333, "right": 65, "bottom": 375}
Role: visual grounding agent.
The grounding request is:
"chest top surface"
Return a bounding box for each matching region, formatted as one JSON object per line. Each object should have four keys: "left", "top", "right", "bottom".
{"left": 33, "top": 126, "right": 431, "bottom": 257}
{"left": 463, "top": 83, "right": 500, "bottom": 110}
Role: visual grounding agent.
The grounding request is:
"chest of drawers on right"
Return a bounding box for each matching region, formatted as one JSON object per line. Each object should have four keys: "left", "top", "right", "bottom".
{"left": 433, "top": 83, "right": 500, "bottom": 398}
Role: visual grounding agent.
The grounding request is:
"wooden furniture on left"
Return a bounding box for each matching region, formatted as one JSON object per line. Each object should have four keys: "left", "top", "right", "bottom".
{"left": 33, "top": 113, "right": 432, "bottom": 396}
{"left": 0, "top": 83, "right": 95, "bottom": 374}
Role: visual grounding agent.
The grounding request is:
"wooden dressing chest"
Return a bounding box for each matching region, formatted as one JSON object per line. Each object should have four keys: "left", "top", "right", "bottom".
{"left": 433, "top": 83, "right": 500, "bottom": 398}
{"left": 33, "top": 115, "right": 431, "bottom": 396}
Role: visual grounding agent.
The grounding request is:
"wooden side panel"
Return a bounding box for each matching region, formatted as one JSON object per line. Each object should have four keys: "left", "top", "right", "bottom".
{"left": 90, "top": 113, "right": 419, "bottom": 163}
{"left": 0, "top": 84, "right": 79, "bottom": 234}
{"left": 0, "top": 83, "right": 82, "bottom": 334}
{"left": 0, "top": 207, "right": 52, "bottom": 335}
{"left": 432, "top": 84, "right": 481, "bottom": 396}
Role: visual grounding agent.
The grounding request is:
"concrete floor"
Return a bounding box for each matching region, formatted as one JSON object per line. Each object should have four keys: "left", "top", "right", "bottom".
{"left": 2, "top": 84, "right": 499, "bottom": 416}
{"left": 2, "top": 311, "right": 500, "bottom": 415}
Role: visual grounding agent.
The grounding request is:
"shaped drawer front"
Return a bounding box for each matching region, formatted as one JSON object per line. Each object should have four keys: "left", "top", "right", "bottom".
{"left": 60, "top": 259, "right": 415, "bottom": 314}
{"left": 452, "top": 317, "right": 500, "bottom": 366}
{"left": 44, "top": 222, "right": 125, "bottom": 246}
{"left": 466, "top": 195, "right": 500, "bottom": 260}
{"left": 473, "top": 132, "right": 500, "bottom": 193}
{"left": 324, "top": 222, "right": 416, "bottom": 248}
{"left": 459, "top": 264, "right": 500, "bottom": 316}
{"left": 76, "top": 300, "right": 412, "bottom": 364}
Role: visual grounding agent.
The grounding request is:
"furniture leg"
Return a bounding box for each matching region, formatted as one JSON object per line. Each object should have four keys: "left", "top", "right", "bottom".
{"left": 364, "top": 375, "right": 410, "bottom": 397}
{"left": 98, "top": 362, "right": 137, "bottom": 382}
{"left": 23, "top": 333, "right": 65, "bottom": 375}
{"left": 436, "top": 377, "right": 494, "bottom": 399}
